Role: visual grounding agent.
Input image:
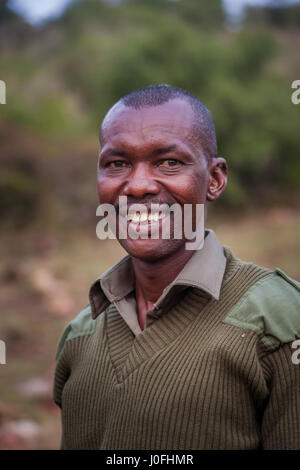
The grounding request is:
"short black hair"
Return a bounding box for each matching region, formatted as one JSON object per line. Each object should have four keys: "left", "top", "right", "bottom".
{"left": 120, "top": 84, "right": 217, "bottom": 160}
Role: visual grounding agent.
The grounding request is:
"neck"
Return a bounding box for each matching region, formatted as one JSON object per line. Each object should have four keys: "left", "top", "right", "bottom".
{"left": 132, "top": 246, "right": 195, "bottom": 329}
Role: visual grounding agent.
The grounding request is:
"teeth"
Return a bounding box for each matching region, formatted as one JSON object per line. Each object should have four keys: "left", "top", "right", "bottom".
{"left": 140, "top": 212, "right": 148, "bottom": 222}
{"left": 126, "top": 211, "right": 167, "bottom": 223}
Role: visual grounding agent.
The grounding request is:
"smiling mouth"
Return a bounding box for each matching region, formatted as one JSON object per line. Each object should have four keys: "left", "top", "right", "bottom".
{"left": 125, "top": 210, "right": 169, "bottom": 224}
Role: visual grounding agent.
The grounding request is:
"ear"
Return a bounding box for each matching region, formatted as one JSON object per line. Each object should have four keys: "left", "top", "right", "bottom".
{"left": 207, "top": 157, "right": 228, "bottom": 202}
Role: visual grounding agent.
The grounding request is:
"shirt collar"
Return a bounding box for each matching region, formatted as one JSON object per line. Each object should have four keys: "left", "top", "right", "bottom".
{"left": 89, "top": 229, "right": 226, "bottom": 320}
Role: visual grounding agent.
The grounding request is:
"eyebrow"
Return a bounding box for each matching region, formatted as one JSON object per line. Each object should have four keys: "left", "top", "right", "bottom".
{"left": 101, "top": 145, "right": 178, "bottom": 158}
{"left": 101, "top": 143, "right": 189, "bottom": 164}
{"left": 153, "top": 145, "right": 178, "bottom": 155}
{"left": 101, "top": 149, "right": 126, "bottom": 157}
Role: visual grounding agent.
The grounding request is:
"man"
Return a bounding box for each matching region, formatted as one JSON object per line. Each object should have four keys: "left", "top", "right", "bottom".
{"left": 53, "top": 84, "right": 300, "bottom": 450}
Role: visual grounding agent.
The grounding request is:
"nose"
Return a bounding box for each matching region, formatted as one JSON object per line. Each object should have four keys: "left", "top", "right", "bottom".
{"left": 123, "top": 163, "right": 160, "bottom": 198}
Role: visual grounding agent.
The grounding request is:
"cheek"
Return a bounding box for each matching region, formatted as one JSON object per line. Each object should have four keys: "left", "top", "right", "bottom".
{"left": 167, "top": 172, "right": 207, "bottom": 204}
{"left": 97, "top": 175, "right": 120, "bottom": 203}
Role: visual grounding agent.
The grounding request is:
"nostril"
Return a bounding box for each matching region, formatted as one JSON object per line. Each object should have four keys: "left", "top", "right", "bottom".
{"left": 123, "top": 188, "right": 160, "bottom": 199}
{"left": 123, "top": 180, "right": 160, "bottom": 198}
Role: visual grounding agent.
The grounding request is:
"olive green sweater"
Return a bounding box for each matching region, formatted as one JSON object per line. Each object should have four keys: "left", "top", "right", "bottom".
{"left": 53, "top": 248, "right": 300, "bottom": 450}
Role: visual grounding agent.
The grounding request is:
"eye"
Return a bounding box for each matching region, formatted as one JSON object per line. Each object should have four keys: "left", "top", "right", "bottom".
{"left": 158, "top": 159, "right": 182, "bottom": 167}
{"left": 106, "top": 161, "right": 129, "bottom": 168}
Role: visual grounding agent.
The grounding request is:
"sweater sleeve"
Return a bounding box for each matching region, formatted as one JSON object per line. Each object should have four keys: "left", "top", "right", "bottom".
{"left": 51, "top": 328, "right": 70, "bottom": 450}
{"left": 260, "top": 341, "right": 300, "bottom": 449}
{"left": 53, "top": 322, "right": 72, "bottom": 409}
{"left": 53, "top": 305, "right": 96, "bottom": 409}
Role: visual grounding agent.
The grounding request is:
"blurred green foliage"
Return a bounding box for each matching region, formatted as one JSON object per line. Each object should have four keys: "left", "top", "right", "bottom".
{"left": 0, "top": 0, "right": 299, "bottom": 227}
{"left": 245, "top": 4, "right": 300, "bottom": 28}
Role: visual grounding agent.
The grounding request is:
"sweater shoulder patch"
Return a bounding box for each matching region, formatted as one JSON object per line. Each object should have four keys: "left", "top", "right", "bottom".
{"left": 223, "top": 269, "right": 300, "bottom": 352}
{"left": 55, "top": 304, "right": 96, "bottom": 360}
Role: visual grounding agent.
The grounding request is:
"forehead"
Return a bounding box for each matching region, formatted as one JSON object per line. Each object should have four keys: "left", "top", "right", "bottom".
{"left": 100, "top": 99, "right": 197, "bottom": 147}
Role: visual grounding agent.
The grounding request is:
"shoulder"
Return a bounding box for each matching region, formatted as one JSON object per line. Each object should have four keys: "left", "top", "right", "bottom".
{"left": 55, "top": 304, "right": 98, "bottom": 360}
{"left": 223, "top": 268, "right": 300, "bottom": 352}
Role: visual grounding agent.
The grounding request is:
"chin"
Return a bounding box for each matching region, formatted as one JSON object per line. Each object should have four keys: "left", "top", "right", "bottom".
{"left": 118, "top": 238, "right": 186, "bottom": 262}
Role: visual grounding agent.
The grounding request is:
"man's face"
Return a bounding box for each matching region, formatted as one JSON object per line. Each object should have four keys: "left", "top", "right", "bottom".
{"left": 97, "top": 98, "right": 212, "bottom": 261}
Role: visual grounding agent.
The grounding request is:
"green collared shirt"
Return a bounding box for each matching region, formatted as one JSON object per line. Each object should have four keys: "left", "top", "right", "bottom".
{"left": 89, "top": 229, "right": 226, "bottom": 336}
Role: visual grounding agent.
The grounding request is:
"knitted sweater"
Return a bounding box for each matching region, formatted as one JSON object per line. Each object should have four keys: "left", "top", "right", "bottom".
{"left": 53, "top": 248, "right": 300, "bottom": 450}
